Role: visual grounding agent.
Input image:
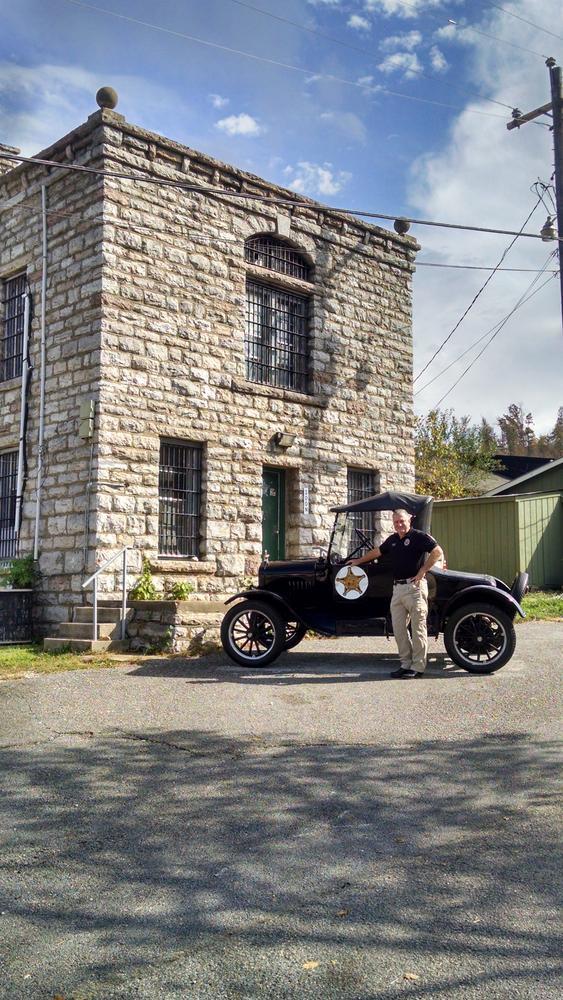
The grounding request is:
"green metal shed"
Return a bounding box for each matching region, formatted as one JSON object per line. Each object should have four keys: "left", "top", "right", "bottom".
{"left": 431, "top": 492, "right": 562, "bottom": 588}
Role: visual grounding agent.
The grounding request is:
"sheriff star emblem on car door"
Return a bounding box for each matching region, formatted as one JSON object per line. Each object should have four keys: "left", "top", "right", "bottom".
{"left": 334, "top": 565, "right": 368, "bottom": 600}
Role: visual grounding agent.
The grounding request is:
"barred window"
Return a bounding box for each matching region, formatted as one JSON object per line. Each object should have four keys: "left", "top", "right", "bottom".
{"left": 347, "top": 468, "right": 379, "bottom": 550}
{"left": 158, "top": 441, "right": 202, "bottom": 557}
{"left": 245, "top": 236, "right": 310, "bottom": 281}
{"left": 1, "top": 274, "right": 27, "bottom": 383}
{"left": 0, "top": 451, "right": 18, "bottom": 561}
{"left": 246, "top": 281, "right": 309, "bottom": 393}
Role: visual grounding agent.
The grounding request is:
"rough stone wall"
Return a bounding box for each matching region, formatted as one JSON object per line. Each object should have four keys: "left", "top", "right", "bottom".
{"left": 0, "top": 118, "right": 106, "bottom": 626}
{"left": 1, "top": 108, "right": 417, "bottom": 627}
{"left": 95, "top": 112, "right": 417, "bottom": 600}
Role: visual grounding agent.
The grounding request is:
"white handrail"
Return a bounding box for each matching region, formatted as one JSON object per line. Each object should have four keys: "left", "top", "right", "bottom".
{"left": 82, "top": 547, "right": 129, "bottom": 641}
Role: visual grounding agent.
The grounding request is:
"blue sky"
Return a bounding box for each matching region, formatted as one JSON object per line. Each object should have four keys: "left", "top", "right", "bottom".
{"left": 1, "top": 0, "right": 561, "bottom": 434}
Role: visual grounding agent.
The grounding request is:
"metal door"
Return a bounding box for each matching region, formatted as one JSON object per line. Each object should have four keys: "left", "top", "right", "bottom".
{"left": 262, "top": 467, "right": 286, "bottom": 560}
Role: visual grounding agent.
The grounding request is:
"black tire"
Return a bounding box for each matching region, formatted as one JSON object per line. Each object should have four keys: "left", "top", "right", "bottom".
{"left": 444, "top": 602, "right": 516, "bottom": 674}
{"left": 510, "top": 572, "right": 528, "bottom": 605}
{"left": 284, "top": 621, "right": 308, "bottom": 650}
{"left": 221, "top": 600, "right": 286, "bottom": 667}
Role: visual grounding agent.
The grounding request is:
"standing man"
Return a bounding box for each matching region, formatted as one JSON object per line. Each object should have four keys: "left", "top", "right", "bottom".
{"left": 348, "top": 509, "right": 444, "bottom": 679}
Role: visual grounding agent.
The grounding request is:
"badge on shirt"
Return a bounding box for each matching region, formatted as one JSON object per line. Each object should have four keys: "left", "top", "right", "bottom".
{"left": 404, "top": 538, "right": 410, "bottom": 546}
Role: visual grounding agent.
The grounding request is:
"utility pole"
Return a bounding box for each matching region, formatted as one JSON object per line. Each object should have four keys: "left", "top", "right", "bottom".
{"left": 507, "top": 58, "right": 563, "bottom": 329}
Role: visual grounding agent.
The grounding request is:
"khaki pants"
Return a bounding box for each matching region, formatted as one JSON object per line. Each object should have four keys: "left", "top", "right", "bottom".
{"left": 390, "top": 579, "right": 429, "bottom": 673}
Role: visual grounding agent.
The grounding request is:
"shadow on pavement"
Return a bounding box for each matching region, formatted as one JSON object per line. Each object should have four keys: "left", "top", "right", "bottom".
{"left": 1, "top": 730, "right": 560, "bottom": 998}
{"left": 128, "top": 650, "right": 468, "bottom": 684}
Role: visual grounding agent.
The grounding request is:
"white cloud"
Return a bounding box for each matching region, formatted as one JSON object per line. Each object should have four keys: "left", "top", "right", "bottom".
{"left": 377, "top": 52, "right": 423, "bottom": 79}
{"left": 429, "top": 46, "right": 449, "bottom": 73}
{"left": 283, "top": 161, "right": 352, "bottom": 197}
{"left": 347, "top": 15, "right": 371, "bottom": 32}
{"left": 319, "top": 111, "right": 367, "bottom": 143}
{"left": 215, "top": 113, "right": 263, "bottom": 137}
{"left": 209, "top": 93, "right": 229, "bottom": 109}
{"left": 380, "top": 31, "right": 422, "bottom": 53}
{"left": 408, "top": 0, "right": 561, "bottom": 433}
{"left": 364, "top": 0, "right": 447, "bottom": 19}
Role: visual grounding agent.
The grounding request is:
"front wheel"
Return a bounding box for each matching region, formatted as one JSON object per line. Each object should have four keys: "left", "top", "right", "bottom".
{"left": 444, "top": 603, "right": 516, "bottom": 674}
{"left": 221, "top": 600, "right": 286, "bottom": 667}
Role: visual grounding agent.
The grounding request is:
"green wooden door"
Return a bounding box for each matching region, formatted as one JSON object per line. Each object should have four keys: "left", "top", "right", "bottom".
{"left": 262, "top": 467, "right": 286, "bottom": 561}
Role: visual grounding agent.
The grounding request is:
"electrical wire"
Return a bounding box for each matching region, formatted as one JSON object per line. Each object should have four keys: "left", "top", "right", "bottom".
{"left": 431, "top": 266, "right": 558, "bottom": 408}
{"left": 59, "top": 0, "right": 511, "bottom": 119}
{"left": 415, "top": 256, "right": 559, "bottom": 396}
{"left": 221, "top": 0, "right": 516, "bottom": 113}
{"left": 413, "top": 196, "right": 543, "bottom": 383}
{"left": 2, "top": 150, "right": 560, "bottom": 242}
{"left": 483, "top": 2, "right": 563, "bottom": 42}
{"left": 5, "top": 201, "right": 560, "bottom": 273}
{"left": 392, "top": 0, "right": 550, "bottom": 58}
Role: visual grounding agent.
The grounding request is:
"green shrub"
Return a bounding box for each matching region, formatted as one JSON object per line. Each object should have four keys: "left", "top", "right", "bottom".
{"left": 164, "top": 580, "right": 194, "bottom": 600}
{"left": 1, "top": 554, "right": 40, "bottom": 589}
{"left": 129, "top": 558, "right": 158, "bottom": 600}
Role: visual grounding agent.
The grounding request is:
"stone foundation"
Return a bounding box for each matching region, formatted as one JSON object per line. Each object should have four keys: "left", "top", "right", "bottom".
{"left": 126, "top": 599, "right": 223, "bottom": 654}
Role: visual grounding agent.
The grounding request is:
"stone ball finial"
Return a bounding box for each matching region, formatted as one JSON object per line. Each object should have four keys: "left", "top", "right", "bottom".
{"left": 96, "top": 87, "right": 118, "bottom": 110}
{"left": 394, "top": 217, "right": 411, "bottom": 236}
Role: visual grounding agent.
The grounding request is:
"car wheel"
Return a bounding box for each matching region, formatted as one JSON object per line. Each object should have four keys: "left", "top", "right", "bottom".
{"left": 284, "top": 621, "right": 308, "bottom": 650}
{"left": 221, "top": 600, "right": 286, "bottom": 667}
{"left": 444, "top": 602, "right": 516, "bottom": 674}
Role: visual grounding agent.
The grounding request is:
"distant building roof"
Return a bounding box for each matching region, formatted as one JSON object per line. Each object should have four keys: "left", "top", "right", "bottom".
{"left": 492, "top": 455, "right": 553, "bottom": 480}
{"left": 485, "top": 455, "right": 563, "bottom": 496}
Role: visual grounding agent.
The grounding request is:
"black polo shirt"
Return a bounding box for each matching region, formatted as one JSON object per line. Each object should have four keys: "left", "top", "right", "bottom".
{"left": 379, "top": 529, "right": 437, "bottom": 579}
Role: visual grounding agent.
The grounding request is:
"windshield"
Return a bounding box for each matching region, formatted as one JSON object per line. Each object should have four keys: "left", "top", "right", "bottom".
{"left": 329, "top": 512, "right": 357, "bottom": 562}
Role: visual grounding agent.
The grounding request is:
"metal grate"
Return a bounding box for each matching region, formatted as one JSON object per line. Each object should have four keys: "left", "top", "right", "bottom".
{"left": 246, "top": 280, "right": 309, "bottom": 393}
{"left": 158, "top": 441, "right": 202, "bottom": 557}
{"left": 0, "top": 451, "right": 18, "bottom": 561}
{"left": 1, "top": 274, "right": 26, "bottom": 383}
{"left": 245, "top": 237, "right": 311, "bottom": 281}
{"left": 347, "top": 469, "right": 379, "bottom": 549}
{"left": 0, "top": 591, "right": 33, "bottom": 643}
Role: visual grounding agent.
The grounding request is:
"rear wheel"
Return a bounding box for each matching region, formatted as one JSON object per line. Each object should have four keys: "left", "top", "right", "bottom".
{"left": 221, "top": 600, "right": 286, "bottom": 667}
{"left": 444, "top": 602, "right": 516, "bottom": 674}
{"left": 284, "top": 621, "right": 308, "bottom": 650}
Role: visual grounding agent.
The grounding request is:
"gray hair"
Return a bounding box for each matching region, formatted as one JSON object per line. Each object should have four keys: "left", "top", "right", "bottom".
{"left": 392, "top": 509, "right": 412, "bottom": 519}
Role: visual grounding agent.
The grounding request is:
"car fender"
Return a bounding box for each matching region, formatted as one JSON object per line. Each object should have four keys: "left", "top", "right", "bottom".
{"left": 442, "top": 585, "right": 525, "bottom": 622}
{"left": 224, "top": 589, "right": 302, "bottom": 622}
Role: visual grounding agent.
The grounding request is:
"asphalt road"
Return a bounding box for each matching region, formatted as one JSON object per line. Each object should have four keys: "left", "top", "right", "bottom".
{"left": 0, "top": 622, "right": 561, "bottom": 1000}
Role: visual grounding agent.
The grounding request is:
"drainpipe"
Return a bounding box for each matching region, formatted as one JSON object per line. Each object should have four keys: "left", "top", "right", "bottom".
{"left": 14, "top": 289, "right": 31, "bottom": 538}
{"left": 33, "top": 183, "right": 48, "bottom": 560}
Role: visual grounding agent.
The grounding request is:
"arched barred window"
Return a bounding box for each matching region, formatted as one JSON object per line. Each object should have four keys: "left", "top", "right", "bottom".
{"left": 244, "top": 236, "right": 312, "bottom": 393}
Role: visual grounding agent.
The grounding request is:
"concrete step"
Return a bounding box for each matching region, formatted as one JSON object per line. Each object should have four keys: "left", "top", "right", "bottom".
{"left": 43, "top": 638, "right": 129, "bottom": 653}
{"left": 73, "top": 606, "right": 123, "bottom": 623}
{"left": 58, "top": 622, "right": 121, "bottom": 640}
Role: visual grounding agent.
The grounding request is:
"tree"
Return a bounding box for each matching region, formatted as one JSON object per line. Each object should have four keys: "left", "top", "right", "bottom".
{"left": 415, "top": 409, "right": 499, "bottom": 499}
{"left": 497, "top": 404, "right": 535, "bottom": 455}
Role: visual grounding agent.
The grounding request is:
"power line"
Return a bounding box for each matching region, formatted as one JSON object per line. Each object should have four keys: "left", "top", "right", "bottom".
{"left": 393, "top": 0, "right": 550, "bottom": 58}
{"left": 415, "top": 255, "right": 559, "bottom": 396}
{"left": 7, "top": 200, "right": 559, "bottom": 272}
{"left": 413, "top": 197, "right": 543, "bottom": 383}
{"left": 221, "top": 0, "right": 516, "bottom": 113}
{"left": 483, "top": 2, "right": 563, "bottom": 43}
{"left": 59, "top": 0, "right": 511, "bottom": 120}
{"left": 3, "top": 150, "right": 561, "bottom": 242}
{"left": 432, "top": 267, "right": 558, "bottom": 408}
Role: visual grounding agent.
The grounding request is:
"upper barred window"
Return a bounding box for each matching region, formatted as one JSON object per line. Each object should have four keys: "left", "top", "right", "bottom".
{"left": 245, "top": 236, "right": 311, "bottom": 282}
{"left": 1, "top": 273, "right": 27, "bottom": 383}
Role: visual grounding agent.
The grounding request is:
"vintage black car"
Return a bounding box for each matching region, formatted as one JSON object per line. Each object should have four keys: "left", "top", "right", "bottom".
{"left": 221, "top": 491, "right": 528, "bottom": 673}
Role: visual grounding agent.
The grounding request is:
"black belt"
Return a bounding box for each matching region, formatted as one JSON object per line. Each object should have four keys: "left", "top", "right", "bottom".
{"left": 394, "top": 578, "right": 413, "bottom": 584}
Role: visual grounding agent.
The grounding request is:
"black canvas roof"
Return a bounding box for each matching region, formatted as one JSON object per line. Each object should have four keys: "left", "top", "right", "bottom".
{"left": 330, "top": 490, "right": 432, "bottom": 514}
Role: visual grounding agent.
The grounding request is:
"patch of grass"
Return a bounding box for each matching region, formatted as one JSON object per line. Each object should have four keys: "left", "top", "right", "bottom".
{"left": 0, "top": 643, "right": 140, "bottom": 680}
{"left": 520, "top": 590, "right": 563, "bottom": 622}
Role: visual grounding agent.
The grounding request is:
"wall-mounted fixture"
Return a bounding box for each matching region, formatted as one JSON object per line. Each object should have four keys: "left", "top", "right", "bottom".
{"left": 273, "top": 431, "right": 295, "bottom": 448}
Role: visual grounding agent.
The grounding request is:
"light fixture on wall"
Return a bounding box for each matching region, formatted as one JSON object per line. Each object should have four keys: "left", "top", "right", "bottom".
{"left": 273, "top": 431, "right": 295, "bottom": 448}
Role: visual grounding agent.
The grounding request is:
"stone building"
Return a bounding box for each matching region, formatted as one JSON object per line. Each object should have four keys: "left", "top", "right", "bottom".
{"left": 0, "top": 95, "right": 418, "bottom": 630}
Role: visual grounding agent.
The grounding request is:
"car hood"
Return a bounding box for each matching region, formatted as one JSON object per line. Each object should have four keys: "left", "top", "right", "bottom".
{"left": 432, "top": 567, "right": 497, "bottom": 587}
